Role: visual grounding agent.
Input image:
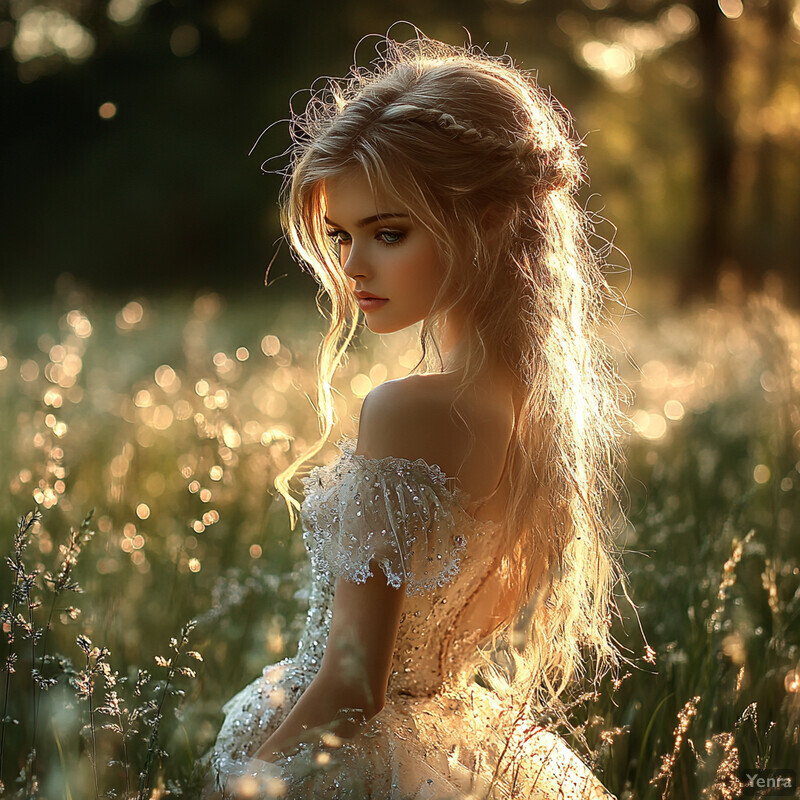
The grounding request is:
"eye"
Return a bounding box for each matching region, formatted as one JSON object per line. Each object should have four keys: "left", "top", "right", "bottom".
{"left": 326, "top": 229, "right": 351, "bottom": 246}
{"left": 378, "top": 230, "right": 405, "bottom": 246}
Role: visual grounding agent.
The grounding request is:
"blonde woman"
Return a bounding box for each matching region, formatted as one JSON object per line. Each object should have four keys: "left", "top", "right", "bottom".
{"left": 202, "top": 28, "right": 632, "bottom": 799}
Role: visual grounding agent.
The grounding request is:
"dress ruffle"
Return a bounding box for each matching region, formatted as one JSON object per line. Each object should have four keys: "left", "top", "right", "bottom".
{"left": 300, "top": 437, "right": 479, "bottom": 596}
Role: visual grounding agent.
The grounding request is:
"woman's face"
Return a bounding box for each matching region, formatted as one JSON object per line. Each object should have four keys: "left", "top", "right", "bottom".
{"left": 322, "top": 168, "right": 447, "bottom": 334}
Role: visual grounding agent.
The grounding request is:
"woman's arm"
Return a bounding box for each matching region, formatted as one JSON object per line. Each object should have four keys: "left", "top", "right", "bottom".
{"left": 253, "top": 568, "right": 406, "bottom": 762}
{"left": 253, "top": 385, "right": 435, "bottom": 764}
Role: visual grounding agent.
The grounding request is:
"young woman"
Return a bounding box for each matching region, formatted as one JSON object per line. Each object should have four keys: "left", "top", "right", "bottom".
{"left": 201, "top": 28, "right": 632, "bottom": 799}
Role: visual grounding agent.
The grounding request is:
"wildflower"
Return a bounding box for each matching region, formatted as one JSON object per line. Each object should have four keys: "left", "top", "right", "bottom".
{"left": 707, "top": 530, "right": 755, "bottom": 634}
{"left": 650, "top": 695, "right": 701, "bottom": 794}
{"left": 700, "top": 732, "right": 743, "bottom": 800}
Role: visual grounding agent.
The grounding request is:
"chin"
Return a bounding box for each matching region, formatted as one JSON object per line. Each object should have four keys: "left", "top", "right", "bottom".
{"left": 365, "top": 315, "right": 420, "bottom": 335}
{"left": 365, "top": 320, "right": 398, "bottom": 334}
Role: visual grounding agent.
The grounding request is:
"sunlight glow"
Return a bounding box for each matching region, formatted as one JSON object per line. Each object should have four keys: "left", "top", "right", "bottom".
{"left": 660, "top": 4, "right": 697, "bottom": 36}
{"left": 753, "top": 464, "right": 771, "bottom": 484}
{"left": 13, "top": 6, "right": 95, "bottom": 63}
{"left": 631, "top": 410, "right": 667, "bottom": 440}
{"left": 151, "top": 404, "right": 174, "bottom": 430}
{"left": 155, "top": 365, "right": 180, "bottom": 392}
{"left": 222, "top": 424, "right": 240, "bottom": 448}
{"left": 574, "top": 5, "right": 696, "bottom": 90}
{"left": 398, "top": 348, "right": 420, "bottom": 369}
{"left": 117, "top": 300, "right": 145, "bottom": 330}
{"left": 134, "top": 390, "right": 153, "bottom": 408}
{"left": 350, "top": 373, "right": 372, "bottom": 398}
{"left": 718, "top": 0, "right": 744, "bottom": 20}
{"left": 759, "top": 371, "right": 778, "bottom": 393}
{"left": 107, "top": 0, "right": 146, "bottom": 25}
{"left": 580, "top": 40, "right": 635, "bottom": 79}
{"left": 98, "top": 102, "right": 117, "bottom": 119}
{"left": 43, "top": 388, "right": 63, "bottom": 408}
{"left": 175, "top": 399, "right": 193, "bottom": 420}
{"left": 261, "top": 335, "right": 281, "bottom": 357}
{"left": 146, "top": 472, "right": 166, "bottom": 496}
{"left": 721, "top": 632, "right": 746, "bottom": 665}
{"left": 20, "top": 360, "right": 39, "bottom": 381}
{"left": 110, "top": 454, "right": 130, "bottom": 479}
{"left": 663, "top": 400, "right": 685, "bottom": 421}
{"left": 369, "top": 362, "right": 388, "bottom": 384}
{"left": 213, "top": 4, "right": 250, "bottom": 40}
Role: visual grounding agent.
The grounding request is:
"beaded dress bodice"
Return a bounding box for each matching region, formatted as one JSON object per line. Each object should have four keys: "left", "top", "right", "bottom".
{"left": 202, "top": 436, "right": 616, "bottom": 799}
{"left": 299, "top": 436, "right": 505, "bottom": 700}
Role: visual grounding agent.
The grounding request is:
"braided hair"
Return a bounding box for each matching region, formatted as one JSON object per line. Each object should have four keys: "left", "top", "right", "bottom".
{"left": 374, "top": 102, "right": 576, "bottom": 194}
{"left": 275, "top": 32, "right": 632, "bottom": 716}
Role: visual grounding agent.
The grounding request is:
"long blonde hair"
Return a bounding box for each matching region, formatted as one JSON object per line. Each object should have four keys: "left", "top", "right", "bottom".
{"left": 272, "top": 31, "right": 633, "bottom": 714}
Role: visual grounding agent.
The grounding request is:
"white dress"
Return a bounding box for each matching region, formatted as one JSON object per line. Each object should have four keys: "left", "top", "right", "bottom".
{"left": 201, "top": 436, "right": 616, "bottom": 799}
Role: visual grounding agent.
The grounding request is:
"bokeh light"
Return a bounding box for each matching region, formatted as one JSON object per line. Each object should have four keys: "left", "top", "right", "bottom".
{"left": 98, "top": 101, "right": 117, "bottom": 119}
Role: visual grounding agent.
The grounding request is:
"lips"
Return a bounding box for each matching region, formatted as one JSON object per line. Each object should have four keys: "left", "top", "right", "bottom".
{"left": 355, "top": 292, "right": 387, "bottom": 300}
{"left": 357, "top": 296, "right": 388, "bottom": 312}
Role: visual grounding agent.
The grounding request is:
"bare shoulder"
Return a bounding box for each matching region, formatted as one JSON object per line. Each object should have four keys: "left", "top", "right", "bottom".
{"left": 355, "top": 374, "right": 463, "bottom": 466}
{"left": 355, "top": 371, "right": 516, "bottom": 485}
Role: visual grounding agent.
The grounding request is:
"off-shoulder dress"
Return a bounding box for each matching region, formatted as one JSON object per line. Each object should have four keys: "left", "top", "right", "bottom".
{"left": 201, "top": 436, "right": 616, "bottom": 799}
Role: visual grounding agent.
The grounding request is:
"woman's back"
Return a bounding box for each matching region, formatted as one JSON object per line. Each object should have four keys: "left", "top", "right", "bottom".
{"left": 358, "top": 365, "right": 520, "bottom": 525}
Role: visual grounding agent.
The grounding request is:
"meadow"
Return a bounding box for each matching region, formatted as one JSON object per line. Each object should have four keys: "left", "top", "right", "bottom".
{"left": 0, "top": 285, "right": 798, "bottom": 799}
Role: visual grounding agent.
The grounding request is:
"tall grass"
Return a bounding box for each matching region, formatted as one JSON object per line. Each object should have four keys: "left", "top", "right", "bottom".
{"left": 0, "top": 285, "right": 797, "bottom": 797}
{"left": 598, "top": 289, "right": 800, "bottom": 798}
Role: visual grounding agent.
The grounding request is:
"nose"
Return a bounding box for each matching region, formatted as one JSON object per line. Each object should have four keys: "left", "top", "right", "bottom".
{"left": 341, "top": 242, "right": 368, "bottom": 281}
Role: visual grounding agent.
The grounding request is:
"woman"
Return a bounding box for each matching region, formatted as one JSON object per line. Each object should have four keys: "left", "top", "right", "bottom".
{"left": 202, "top": 28, "right": 631, "bottom": 799}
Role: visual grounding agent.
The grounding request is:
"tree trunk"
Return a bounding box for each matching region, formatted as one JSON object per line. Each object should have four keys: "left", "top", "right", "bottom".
{"left": 680, "top": 1, "right": 736, "bottom": 301}
{"left": 748, "top": 0, "right": 791, "bottom": 291}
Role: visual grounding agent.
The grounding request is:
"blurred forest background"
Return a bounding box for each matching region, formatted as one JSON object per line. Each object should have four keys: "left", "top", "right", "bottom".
{"left": 1, "top": 0, "right": 799, "bottom": 307}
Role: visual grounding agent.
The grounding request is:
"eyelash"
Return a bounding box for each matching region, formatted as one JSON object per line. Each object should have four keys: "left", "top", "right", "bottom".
{"left": 325, "top": 229, "right": 405, "bottom": 248}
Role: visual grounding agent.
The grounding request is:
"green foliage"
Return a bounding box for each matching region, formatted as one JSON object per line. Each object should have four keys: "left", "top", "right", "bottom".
{"left": 593, "top": 293, "right": 800, "bottom": 797}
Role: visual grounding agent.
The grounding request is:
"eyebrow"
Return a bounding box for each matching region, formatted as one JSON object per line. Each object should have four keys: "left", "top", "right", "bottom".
{"left": 324, "top": 212, "right": 410, "bottom": 229}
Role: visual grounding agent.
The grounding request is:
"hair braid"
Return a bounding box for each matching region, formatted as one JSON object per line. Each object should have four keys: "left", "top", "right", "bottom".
{"left": 377, "top": 102, "right": 579, "bottom": 194}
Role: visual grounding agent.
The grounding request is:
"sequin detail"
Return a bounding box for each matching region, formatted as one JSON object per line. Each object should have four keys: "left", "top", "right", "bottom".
{"left": 301, "top": 436, "right": 485, "bottom": 596}
{"left": 200, "top": 436, "right": 617, "bottom": 799}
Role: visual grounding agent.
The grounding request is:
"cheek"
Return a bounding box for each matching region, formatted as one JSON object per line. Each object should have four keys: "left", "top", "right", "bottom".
{"left": 406, "top": 243, "right": 444, "bottom": 296}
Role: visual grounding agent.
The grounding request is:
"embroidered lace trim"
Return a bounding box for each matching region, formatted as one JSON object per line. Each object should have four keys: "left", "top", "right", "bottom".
{"left": 300, "top": 436, "right": 496, "bottom": 596}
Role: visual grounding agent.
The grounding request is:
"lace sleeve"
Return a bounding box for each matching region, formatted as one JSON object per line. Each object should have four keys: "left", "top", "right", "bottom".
{"left": 301, "top": 440, "right": 476, "bottom": 596}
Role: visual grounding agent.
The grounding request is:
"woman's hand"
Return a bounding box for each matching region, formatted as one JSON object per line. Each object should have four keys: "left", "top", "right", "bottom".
{"left": 221, "top": 754, "right": 285, "bottom": 799}
{"left": 251, "top": 741, "right": 282, "bottom": 764}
